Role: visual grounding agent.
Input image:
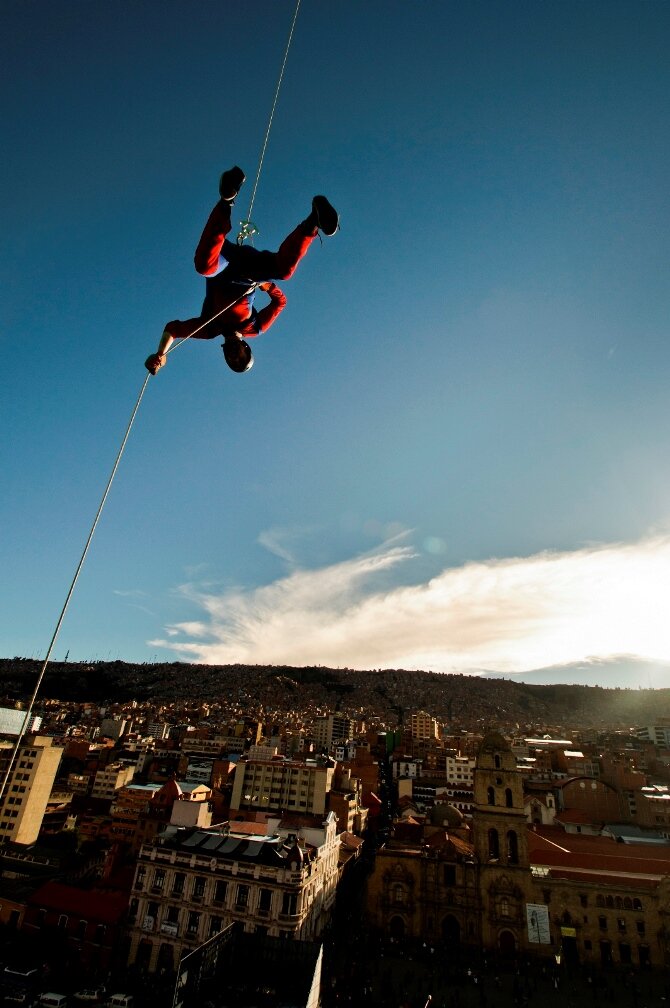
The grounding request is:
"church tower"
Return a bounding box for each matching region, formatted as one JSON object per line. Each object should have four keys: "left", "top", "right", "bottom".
{"left": 472, "top": 732, "right": 533, "bottom": 956}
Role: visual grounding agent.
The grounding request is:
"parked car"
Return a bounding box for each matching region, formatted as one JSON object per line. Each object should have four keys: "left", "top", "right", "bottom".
{"left": 106, "top": 996, "right": 134, "bottom": 1008}
{"left": 4, "top": 990, "right": 36, "bottom": 1006}
{"left": 3, "top": 967, "right": 40, "bottom": 984}
{"left": 73, "top": 990, "right": 106, "bottom": 1004}
{"left": 37, "top": 996, "right": 68, "bottom": 1008}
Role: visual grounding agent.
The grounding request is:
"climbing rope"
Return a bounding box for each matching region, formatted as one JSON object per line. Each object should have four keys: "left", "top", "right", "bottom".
{"left": 237, "top": 0, "right": 302, "bottom": 243}
{"left": 0, "top": 375, "right": 150, "bottom": 803}
{"left": 0, "top": 3, "right": 304, "bottom": 801}
{"left": 164, "top": 285, "right": 256, "bottom": 357}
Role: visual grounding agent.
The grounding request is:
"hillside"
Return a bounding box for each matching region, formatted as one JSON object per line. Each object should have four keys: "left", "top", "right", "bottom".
{"left": 1, "top": 658, "right": 669, "bottom": 730}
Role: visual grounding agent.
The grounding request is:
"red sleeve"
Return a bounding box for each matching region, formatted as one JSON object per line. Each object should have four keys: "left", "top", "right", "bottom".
{"left": 255, "top": 283, "right": 287, "bottom": 333}
{"left": 193, "top": 200, "right": 233, "bottom": 277}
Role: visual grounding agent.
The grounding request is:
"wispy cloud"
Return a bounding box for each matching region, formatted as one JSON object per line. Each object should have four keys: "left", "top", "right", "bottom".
{"left": 149, "top": 535, "right": 670, "bottom": 674}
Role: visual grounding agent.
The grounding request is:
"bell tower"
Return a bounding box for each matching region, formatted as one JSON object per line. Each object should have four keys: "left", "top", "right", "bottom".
{"left": 473, "top": 732, "right": 529, "bottom": 868}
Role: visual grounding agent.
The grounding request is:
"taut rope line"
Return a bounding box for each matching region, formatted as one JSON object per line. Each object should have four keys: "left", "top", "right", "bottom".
{"left": 241, "top": 0, "right": 302, "bottom": 235}
{"left": 0, "top": 375, "right": 151, "bottom": 802}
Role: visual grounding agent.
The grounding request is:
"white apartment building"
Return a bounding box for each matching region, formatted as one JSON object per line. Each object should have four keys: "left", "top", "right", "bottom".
{"left": 445, "top": 754, "right": 476, "bottom": 785}
{"left": 90, "top": 761, "right": 135, "bottom": 800}
{"left": 636, "top": 724, "right": 670, "bottom": 748}
{"left": 231, "top": 756, "right": 336, "bottom": 816}
{"left": 312, "top": 714, "right": 355, "bottom": 753}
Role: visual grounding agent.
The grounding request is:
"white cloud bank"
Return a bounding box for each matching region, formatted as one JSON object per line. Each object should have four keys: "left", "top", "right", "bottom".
{"left": 150, "top": 535, "right": 670, "bottom": 674}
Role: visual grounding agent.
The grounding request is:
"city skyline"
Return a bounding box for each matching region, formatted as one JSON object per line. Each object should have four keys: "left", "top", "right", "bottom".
{"left": 3, "top": 3, "right": 670, "bottom": 685}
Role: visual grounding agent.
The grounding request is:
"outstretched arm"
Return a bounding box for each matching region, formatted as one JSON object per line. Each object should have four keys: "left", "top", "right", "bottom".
{"left": 145, "top": 329, "right": 175, "bottom": 374}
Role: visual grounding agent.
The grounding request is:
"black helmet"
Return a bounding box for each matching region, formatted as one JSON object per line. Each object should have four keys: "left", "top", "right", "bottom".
{"left": 222, "top": 336, "right": 254, "bottom": 373}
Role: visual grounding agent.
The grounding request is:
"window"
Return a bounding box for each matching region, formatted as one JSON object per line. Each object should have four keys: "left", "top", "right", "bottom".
{"left": 488, "top": 828, "right": 499, "bottom": 860}
{"left": 443, "top": 866, "right": 456, "bottom": 886}
{"left": 193, "top": 877, "right": 206, "bottom": 900}
{"left": 172, "top": 873, "right": 185, "bottom": 897}
{"left": 152, "top": 869, "right": 165, "bottom": 891}
{"left": 95, "top": 924, "right": 106, "bottom": 944}
{"left": 209, "top": 916, "right": 222, "bottom": 937}
{"left": 596, "top": 895, "right": 605, "bottom": 907}
{"left": 636, "top": 921, "right": 645, "bottom": 936}
{"left": 505, "top": 788, "right": 513, "bottom": 808}
{"left": 579, "top": 894, "right": 588, "bottom": 907}
{"left": 77, "top": 919, "right": 87, "bottom": 939}
{"left": 281, "top": 892, "right": 297, "bottom": 916}
{"left": 258, "top": 889, "right": 272, "bottom": 915}
{"left": 187, "top": 911, "right": 200, "bottom": 935}
{"left": 507, "top": 830, "right": 519, "bottom": 864}
{"left": 487, "top": 786, "right": 495, "bottom": 805}
{"left": 58, "top": 914, "right": 68, "bottom": 929}
{"left": 235, "top": 885, "right": 249, "bottom": 909}
{"left": 632, "top": 898, "right": 642, "bottom": 911}
{"left": 617, "top": 918, "right": 626, "bottom": 932}
{"left": 598, "top": 916, "right": 607, "bottom": 931}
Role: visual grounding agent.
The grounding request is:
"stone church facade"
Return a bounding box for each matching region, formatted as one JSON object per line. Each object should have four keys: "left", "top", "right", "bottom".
{"left": 366, "top": 732, "right": 670, "bottom": 969}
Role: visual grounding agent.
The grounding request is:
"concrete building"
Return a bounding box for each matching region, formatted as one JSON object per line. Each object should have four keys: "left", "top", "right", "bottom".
{"left": 636, "top": 723, "right": 670, "bottom": 748}
{"left": 230, "top": 755, "right": 336, "bottom": 817}
{"left": 90, "top": 762, "right": 135, "bottom": 801}
{"left": 410, "top": 711, "right": 439, "bottom": 741}
{"left": 0, "top": 734, "right": 62, "bottom": 844}
{"left": 312, "top": 714, "right": 355, "bottom": 753}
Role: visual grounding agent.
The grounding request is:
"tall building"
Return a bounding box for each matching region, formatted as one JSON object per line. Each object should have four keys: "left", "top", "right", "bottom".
{"left": 312, "top": 714, "right": 355, "bottom": 753}
{"left": 0, "top": 734, "right": 62, "bottom": 844}
{"left": 410, "top": 711, "right": 439, "bottom": 741}
{"left": 90, "top": 762, "right": 135, "bottom": 800}
{"left": 230, "top": 755, "right": 336, "bottom": 816}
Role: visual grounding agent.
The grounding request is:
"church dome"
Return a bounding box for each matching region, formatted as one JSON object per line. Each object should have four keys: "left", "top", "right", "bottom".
{"left": 431, "top": 802, "right": 464, "bottom": 828}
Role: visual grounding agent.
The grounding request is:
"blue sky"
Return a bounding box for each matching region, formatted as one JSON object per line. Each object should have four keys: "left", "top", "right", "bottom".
{"left": 3, "top": 1, "right": 670, "bottom": 686}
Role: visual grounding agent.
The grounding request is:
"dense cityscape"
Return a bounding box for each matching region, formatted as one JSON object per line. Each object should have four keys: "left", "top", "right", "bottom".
{"left": 1, "top": 661, "right": 669, "bottom": 1007}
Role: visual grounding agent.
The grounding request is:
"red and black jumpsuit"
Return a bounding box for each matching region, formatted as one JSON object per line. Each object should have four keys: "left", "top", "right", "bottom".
{"left": 163, "top": 199, "right": 318, "bottom": 343}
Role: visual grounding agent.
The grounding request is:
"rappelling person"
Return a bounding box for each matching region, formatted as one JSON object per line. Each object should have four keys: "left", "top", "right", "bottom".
{"left": 145, "top": 166, "right": 339, "bottom": 375}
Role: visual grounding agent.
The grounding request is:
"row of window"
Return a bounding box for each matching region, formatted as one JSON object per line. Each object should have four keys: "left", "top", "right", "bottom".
{"left": 138, "top": 871, "right": 299, "bottom": 915}
{"left": 544, "top": 891, "right": 644, "bottom": 912}
{"left": 135, "top": 886, "right": 297, "bottom": 931}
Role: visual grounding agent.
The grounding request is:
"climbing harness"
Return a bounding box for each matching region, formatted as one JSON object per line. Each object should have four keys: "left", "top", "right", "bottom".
{"left": 0, "top": 3, "right": 303, "bottom": 802}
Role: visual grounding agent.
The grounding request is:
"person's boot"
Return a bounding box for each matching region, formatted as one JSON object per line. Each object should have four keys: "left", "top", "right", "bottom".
{"left": 219, "top": 166, "right": 246, "bottom": 202}
{"left": 307, "top": 195, "right": 339, "bottom": 236}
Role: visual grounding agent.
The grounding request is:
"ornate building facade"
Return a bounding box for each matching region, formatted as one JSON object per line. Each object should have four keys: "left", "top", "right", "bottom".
{"left": 126, "top": 813, "right": 340, "bottom": 973}
{"left": 366, "top": 732, "right": 670, "bottom": 969}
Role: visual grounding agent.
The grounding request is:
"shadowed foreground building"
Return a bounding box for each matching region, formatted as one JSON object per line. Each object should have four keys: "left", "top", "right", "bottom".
{"left": 367, "top": 732, "right": 670, "bottom": 968}
{"left": 127, "top": 813, "right": 339, "bottom": 972}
